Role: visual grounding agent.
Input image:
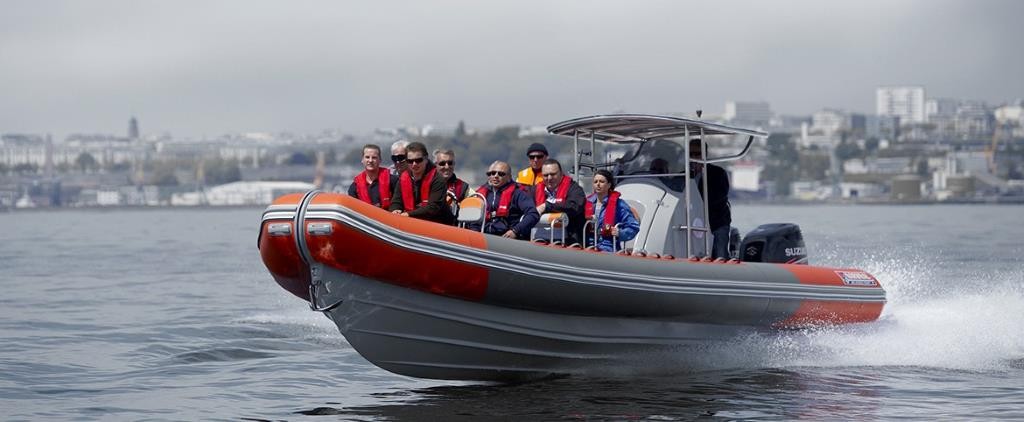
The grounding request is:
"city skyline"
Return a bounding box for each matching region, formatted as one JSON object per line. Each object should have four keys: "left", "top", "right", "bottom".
{"left": 2, "top": 0, "right": 1022, "bottom": 139}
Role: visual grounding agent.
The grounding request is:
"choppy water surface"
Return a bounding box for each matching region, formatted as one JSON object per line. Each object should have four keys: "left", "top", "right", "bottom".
{"left": 1, "top": 205, "right": 1022, "bottom": 420}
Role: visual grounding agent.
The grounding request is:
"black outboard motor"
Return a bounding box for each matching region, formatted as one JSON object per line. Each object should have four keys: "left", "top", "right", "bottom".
{"left": 740, "top": 223, "right": 807, "bottom": 264}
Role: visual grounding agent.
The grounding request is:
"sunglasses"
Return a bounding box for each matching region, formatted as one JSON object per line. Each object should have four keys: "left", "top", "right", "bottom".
{"left": 407, "top": 157, "right": 426, "bottom": 164}
{"left": 436, "top": 160, "right": 454, "bottom": 167}
{"left": 486, "top": 171, "right": 507, "bottom": 177}
{"left": 391, "top": 154, "right": 406, "bottom": 163}
{"left": 528, "top": 154, "right": 546, "bottom": 160}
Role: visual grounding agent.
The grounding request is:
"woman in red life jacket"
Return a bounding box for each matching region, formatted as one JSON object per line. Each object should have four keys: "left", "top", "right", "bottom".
{"left": 387, "top": 142, "right": 455, "bottom": 225}
{"left": 585, "top": 169, "right": 639, "bottom": 252}
{"left": 347, "top": 144, "right": 398, "bottom": 209}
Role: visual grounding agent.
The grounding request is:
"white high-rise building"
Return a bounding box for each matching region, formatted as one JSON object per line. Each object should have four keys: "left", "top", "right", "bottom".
{"left": 876, "top": 86, "right": 926, "bottom": 124}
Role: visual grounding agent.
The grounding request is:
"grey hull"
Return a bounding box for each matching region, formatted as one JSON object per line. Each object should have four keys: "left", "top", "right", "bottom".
{"left": 316, "top": 265, "right": 756, "bottom": 381}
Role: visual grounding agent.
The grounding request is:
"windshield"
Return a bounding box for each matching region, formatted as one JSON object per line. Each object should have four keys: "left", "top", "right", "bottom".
{"left": 612, "top": 138, "right": 688, "bottom": 176}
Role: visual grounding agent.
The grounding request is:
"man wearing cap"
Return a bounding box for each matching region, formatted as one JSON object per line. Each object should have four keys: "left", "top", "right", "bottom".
{"left": 516, "top": 143, "right": 548, "bottom": 186}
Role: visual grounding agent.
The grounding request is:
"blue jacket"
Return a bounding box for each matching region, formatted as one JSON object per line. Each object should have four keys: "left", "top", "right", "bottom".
{"left": 586, "top": 193, "right": 640, "bottom": 252}
{"left": 469, "top": 182, "right": 540, "bottom": 240}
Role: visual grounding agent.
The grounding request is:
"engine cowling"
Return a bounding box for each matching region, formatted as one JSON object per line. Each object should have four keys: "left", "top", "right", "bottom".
{"left": 740, "top": 223, "right": 807, "bottom": 264}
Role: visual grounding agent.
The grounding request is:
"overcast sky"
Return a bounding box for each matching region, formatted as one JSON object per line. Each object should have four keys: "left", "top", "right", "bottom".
{"left": 1, "top": 0, "right": 1022, "bottom": 139}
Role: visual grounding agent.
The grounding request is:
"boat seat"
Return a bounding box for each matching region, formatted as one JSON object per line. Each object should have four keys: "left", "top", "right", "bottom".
{"left": 531, "top": 212, "right": 567, "bottom": 244}
{"left": 456, "top": 195, "right": 485, "bottom": 230}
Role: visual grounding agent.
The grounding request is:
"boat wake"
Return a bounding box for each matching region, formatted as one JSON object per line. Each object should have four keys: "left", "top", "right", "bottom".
{"left": 567, "top": 252, "right": 1024, "bottom": 377}
{"left": 678, "top": 258, "right": 1024, "bottom": 373}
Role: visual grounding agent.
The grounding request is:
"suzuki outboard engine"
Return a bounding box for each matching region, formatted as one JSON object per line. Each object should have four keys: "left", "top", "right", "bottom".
{"left": 739, "top": 223, "right": 807, "bottom": 264}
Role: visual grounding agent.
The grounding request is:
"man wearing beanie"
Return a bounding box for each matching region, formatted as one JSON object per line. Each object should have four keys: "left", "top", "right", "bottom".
{"left": 516, "top": 143, "right": 548, "bottom": 186}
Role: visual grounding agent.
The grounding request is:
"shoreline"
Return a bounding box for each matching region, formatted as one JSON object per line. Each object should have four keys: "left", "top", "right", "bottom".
{"left": 5, "top": 198, "right": 1024, "bottom": 213}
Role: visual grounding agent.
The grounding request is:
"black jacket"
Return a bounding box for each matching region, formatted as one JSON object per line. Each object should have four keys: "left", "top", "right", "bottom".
{"left": 347, "top": 171, "right": 399, "bottom": 208}
{"left": 532, "top": 179, "right": 586, "bottom": 245}
{"left": 697, "top": 163, "right": 731, "bottom": 230}
{"left": 388, "top": 161, "right": 455, "bottom": 225}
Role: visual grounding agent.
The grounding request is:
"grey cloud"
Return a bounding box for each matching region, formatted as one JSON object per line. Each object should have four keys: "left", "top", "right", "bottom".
{"left": 1, "top": 0, "right": 1021, "bottom": 138}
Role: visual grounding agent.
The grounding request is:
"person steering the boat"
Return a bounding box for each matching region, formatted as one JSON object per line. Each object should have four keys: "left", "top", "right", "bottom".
{"left": 533, "top": 158, "right": 585, "bottom": 245}
{"left": 348, "top": 144, "right": 399, "bottom": 210}
{"left": 433, "top": 149, "right": 471, "bottom": 201}
{"left": 388, "top": 142, "right": 455, "bottom": 225}
{"left": 689, "top": 138, "right": 732, "bottom": 259}
{"left": 470, "top": 161, "right": 540, "bottom": 239}
{"left": 515, "top": 143, "right": 548, "bottom": 186}
{"left": 585, "top": 170, "right": 639, "bottom": 252}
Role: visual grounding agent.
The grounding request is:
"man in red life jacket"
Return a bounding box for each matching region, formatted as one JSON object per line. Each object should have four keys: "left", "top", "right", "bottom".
{"left": 469, "top": 161, "right": 539, "bottom": 239}
{"left": 388, "top": 142, "right": 454, "bottom": 225}
{"left": 347, "top": 144, "right": 399, "bottom": 209}
{"left": 533, "top": 159, "right": 585, "bottom": 245}
{"left": 434, "top": 149, "right": 471, "bottom": 201}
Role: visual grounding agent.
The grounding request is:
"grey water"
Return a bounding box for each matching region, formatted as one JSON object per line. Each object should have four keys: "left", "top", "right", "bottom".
{"left": 1, "top": 205, "right": 1023, "bottom": 420}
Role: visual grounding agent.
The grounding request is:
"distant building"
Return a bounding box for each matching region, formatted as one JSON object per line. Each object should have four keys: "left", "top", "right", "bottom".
{"left": 729, "top": 162, "right": 762, "bottom": 192}
{"left": 129, "top": 117, "right": 140, "bottom": 140}
{"left": 954, "top": 101, "right": 994, "bottom": 138}
{"left": 811, "top": 109, "right": 849, "bottom": 134}
{"left": 0, "top": 134, "right": 48, "bottom": 169}
{"left": 723, "top": 101, "right": 773, "bottom": 127}
{"left": 926, "top": 98, "right": 959, "bottom": 121}
{"left": 769, "top": 115, "right": 812, "bottom": 133}
{"left": 876, "top": 86, "right": 926, "bottom": 124}
{"left": 995, "top": 101, "right": 1024, "bottom": 138}
{"left": 839, "top": 182, "right": 886, "bottom": 199}
{"left": 171, "top": 181, "right": 315, "bottom": 206}
{"left": 864, "top": 115, "right": 900, "bottom": 140}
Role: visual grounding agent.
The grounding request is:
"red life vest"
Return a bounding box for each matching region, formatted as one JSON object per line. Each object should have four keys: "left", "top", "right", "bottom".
{"left": 585, "top": 191, "right": 620, "bottom": 233}
{"left": 477, "top": 183, "right": 516, "bottom": 219}
{"left": 400, "top": 167, "right": 437, "bottom": 212}
{"left": 447, "top": 178, "right": 466, "bottom": 199}
{"left": 353, "top": 168, "right": 392, "bottom": 209}
{"left": 534, "top": 176, "right": 572, "bottom": 205}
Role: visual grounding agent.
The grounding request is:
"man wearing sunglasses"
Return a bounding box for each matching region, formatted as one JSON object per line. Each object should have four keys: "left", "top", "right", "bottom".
{"left": 388, "top": 142, "right": 454, "bottom": 224}
{"left": 470, "top": 161, "right": 539, "bottom": 239}
{"left": 388, "top": 139, "right": 410, "bottom": 175}
{"left": 515, "top": 143, "right": 548, "bottom": 186}
{"left": 433, "top": 149, "right": 471, "bottom": 201}
{"left": 347, "top": 144, "right": 398, "bottom": 210}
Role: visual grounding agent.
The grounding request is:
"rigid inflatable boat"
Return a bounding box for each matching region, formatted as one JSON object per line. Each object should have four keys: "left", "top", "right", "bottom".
{"left": 259, "top": 115, "right": 886, "bottom": 381}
